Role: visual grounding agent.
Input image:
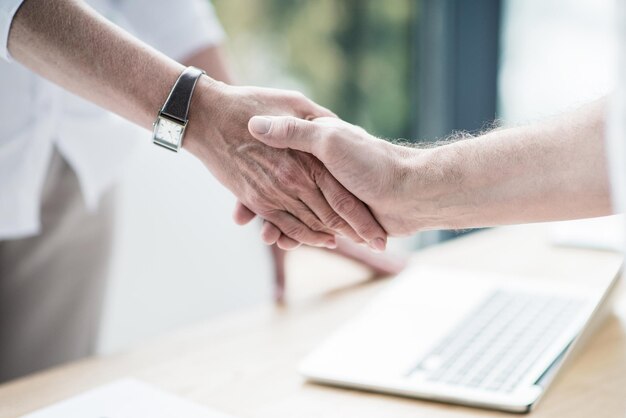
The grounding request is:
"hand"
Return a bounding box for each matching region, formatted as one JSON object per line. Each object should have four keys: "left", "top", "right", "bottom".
{"left": 269, "top": 238, "right": 408, "bottom": 303}
{"left": 327, "top": 237, "right": 408, "bottom": 276}
{"left": 184, "top": 79, "right": 388, "bottom": 250}
{"left": 246, "top": 116, "right": 424, "bottom": 236}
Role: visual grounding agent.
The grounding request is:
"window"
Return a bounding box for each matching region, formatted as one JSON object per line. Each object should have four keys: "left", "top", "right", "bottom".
{"left": 213, "top": 0, "right": 415, "bottom": 140}
{"left": 214, "top": 0, "right": 502, "bottom": 245}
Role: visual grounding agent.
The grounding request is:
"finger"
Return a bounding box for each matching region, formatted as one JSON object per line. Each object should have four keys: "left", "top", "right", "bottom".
{"left": 308, "top": 107, "right": 337, "bottom": 119}
{"left": 264, "top": 210, "right": 336, "bottom": 249}
{"left": 233, "top": 201, "right": 257, "bottom": 225}
{"left": 289, "top": 198, "right": 332, "bottom": 235}
{"left": 248, "top": 116, "right": 324, "bottom": 156}
{"left": 300, "top": 98, "right": 337, "bottom": 119}
{"left": 330, "top": 237, "right": 408, "bottom": 276}
{"left": 261, "top": 221, "right": 281, "bottom": 245}
{"left": 316, "top": 171, "right": 387, "bottom": 252}
{"left": 277, "top": 235, "right": 301, "bottom": 251}
{"left": 284, "top": 90, "right": 337, "bottom": 119}
{"left": 270, "top": 244, "right": 287, "bottom": 303}
{"left": 300, "top": 188, "right": 365, "bottom": 244}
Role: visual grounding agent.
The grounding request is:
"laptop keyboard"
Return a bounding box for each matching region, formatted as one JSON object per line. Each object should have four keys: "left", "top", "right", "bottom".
{"left": 407, "top": 290, "right": 584, "bottom": 393}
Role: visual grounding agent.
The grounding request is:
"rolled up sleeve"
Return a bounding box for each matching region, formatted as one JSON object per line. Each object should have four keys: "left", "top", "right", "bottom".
{"left": 116, "top": 0, "right": 225, "bottom": 62}
{"left": 0, "top": 0, "right": 25, "bottom": 61}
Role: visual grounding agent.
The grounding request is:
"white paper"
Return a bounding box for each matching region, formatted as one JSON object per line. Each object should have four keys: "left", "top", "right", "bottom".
{"left": 21, "top": 379, "right": 236, "bottom": 418}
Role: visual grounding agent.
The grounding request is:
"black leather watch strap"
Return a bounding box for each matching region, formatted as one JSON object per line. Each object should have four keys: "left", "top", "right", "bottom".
{"left": 161, "top": 66, "right": 206, "bottom": 123}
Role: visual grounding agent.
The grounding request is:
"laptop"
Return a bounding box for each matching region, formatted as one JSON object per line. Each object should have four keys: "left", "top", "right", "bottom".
{"left": 299, "top": 263, "right": 623, "bottom": 413}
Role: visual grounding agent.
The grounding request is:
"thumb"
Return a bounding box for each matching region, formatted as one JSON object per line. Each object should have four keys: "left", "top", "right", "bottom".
{"left": 248, "top": 116, "right": 322, "bottom": 156}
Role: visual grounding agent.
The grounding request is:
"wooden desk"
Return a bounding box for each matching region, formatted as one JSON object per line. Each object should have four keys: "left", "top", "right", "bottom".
{"left": 1, "top": 225, "right": 624, "bottom": 418}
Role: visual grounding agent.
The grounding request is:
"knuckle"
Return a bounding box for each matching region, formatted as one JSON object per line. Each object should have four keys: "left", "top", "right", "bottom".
{"left": 259, "top": 209, "right": 305, "bottom": 241}
{"left": 324, "top": 213, "right": 347, "bottom": 232}
{"left": 282, "top": 118, "right": 301, "bottom": 138}
{"left": 307, "top": 218, "right": 328, "bottom": 233}
{"left": 308, "top": 159, "right": 327, "bottom": 183}
{"left": 314, "top": 165, "right": 333, "bottom": 184}
{"left": 275, "top": 164, "right": 301, "bottom": 189}
{"left": 355, "top": 220, "right": 380, "bottom": 238}
{"left": 291, "top": 201, "right": 332, "bottom": 234}
{"left": 257, "top": 206, "right": 278, "bottom": 220}
{"left": 246, "top": 190, "right": 261, "bottom": 204}
{"left": 333, "top": 192, "right": 358, "bottom": 215}
{"left": 246, "top": 193, "right": 269, "bottom": 212}
{"left": 283, "top": 223, "right": 305, "bottom": 240}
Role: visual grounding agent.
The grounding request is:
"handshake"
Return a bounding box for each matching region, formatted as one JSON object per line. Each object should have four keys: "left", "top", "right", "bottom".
{"left": 10, "top": 0, "right": 609, "bottom": 256}
{"left": 184, "top": 78, "right": 425, "bottom": 251}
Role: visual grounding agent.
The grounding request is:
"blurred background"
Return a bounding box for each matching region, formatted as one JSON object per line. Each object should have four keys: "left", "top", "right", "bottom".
{"left": 97, "top": 0, "right": 619, "bottom": 353}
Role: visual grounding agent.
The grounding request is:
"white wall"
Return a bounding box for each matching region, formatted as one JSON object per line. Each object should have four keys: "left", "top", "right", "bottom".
{"left": 500, "top": 0, "right": 617, "bottom": 122}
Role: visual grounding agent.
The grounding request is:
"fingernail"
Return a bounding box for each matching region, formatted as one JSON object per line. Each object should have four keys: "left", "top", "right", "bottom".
{"left": 370, "top": 238, "right": 386, "bottom": 252}
{"left": 326, "top": 239, "right": 337, "bottom": 249}
{"left": 249, "top": 116, "right": 272, "bottom": 134}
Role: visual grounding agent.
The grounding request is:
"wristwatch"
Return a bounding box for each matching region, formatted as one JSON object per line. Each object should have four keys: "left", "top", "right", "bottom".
{"left": 152, "top": 66, "right": 206, "bottom": 152}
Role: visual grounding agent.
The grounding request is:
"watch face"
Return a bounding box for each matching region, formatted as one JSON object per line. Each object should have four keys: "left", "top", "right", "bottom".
{"left": 154, "top": 116, "right": 184, "bottom": 149}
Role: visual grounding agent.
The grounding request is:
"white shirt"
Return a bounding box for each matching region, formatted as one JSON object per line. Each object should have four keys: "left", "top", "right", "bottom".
{"left": 608, "top": 0, "right": 626, "bottom": 215}
{"left": 0, "top": 0, "right": 224, "bottom": 239}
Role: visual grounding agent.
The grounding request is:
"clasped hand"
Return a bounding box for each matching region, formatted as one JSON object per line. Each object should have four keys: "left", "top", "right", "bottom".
{"left": 184, "top": 79, "right": 388, "bottom": 251}
{"left": 242, "top": 115, "right": 425, "bottom": 241}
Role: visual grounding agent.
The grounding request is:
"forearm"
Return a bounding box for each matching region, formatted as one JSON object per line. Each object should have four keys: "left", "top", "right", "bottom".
{"left": 7, "top": 0, "right": 388, "bottom": 248}
{"left": 182, "top": 45, "right": 234, "bottom": 85}
{"left": 412, "top": 99, "right": 612, "bottom": 230}
{"left": 8, "top": 0, "right": 186, "bottom": 130}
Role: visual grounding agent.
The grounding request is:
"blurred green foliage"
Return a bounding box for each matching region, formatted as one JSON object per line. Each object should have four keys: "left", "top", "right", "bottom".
{"left": 213, "top": 0, "right": 416, "bottom": 139}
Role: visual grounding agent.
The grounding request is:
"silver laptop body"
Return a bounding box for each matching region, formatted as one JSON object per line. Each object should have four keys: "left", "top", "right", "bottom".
{"left": 300, "top": 264, "right": 622, "bottom": 413}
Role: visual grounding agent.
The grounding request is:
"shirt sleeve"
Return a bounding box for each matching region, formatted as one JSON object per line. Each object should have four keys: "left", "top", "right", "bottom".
{"left": 114, "top": 0, "right": 226, "bottom": 62}
{"left": 607, "top": 0, "right": 626, "bottom": 213}
{"left": 0, "top": 0, "right": 25, "bottom": 61}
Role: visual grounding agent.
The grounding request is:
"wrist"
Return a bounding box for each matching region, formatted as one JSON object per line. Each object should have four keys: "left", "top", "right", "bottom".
{"left": 182, "top": 75, "right": 231, "bottom": 160}
{"left": 373, "top": 145, "right": 431, "bottom": 235}
{"left": 404, "top": 144, "right": 465, "bottom": 231}
{"left": 390, "top": 147, "right": 423, "bottom": 211}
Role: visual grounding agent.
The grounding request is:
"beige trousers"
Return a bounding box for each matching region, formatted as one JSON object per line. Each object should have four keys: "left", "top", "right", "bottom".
{"left": 0, "top": 151, "right": 116, "bottom": 382}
